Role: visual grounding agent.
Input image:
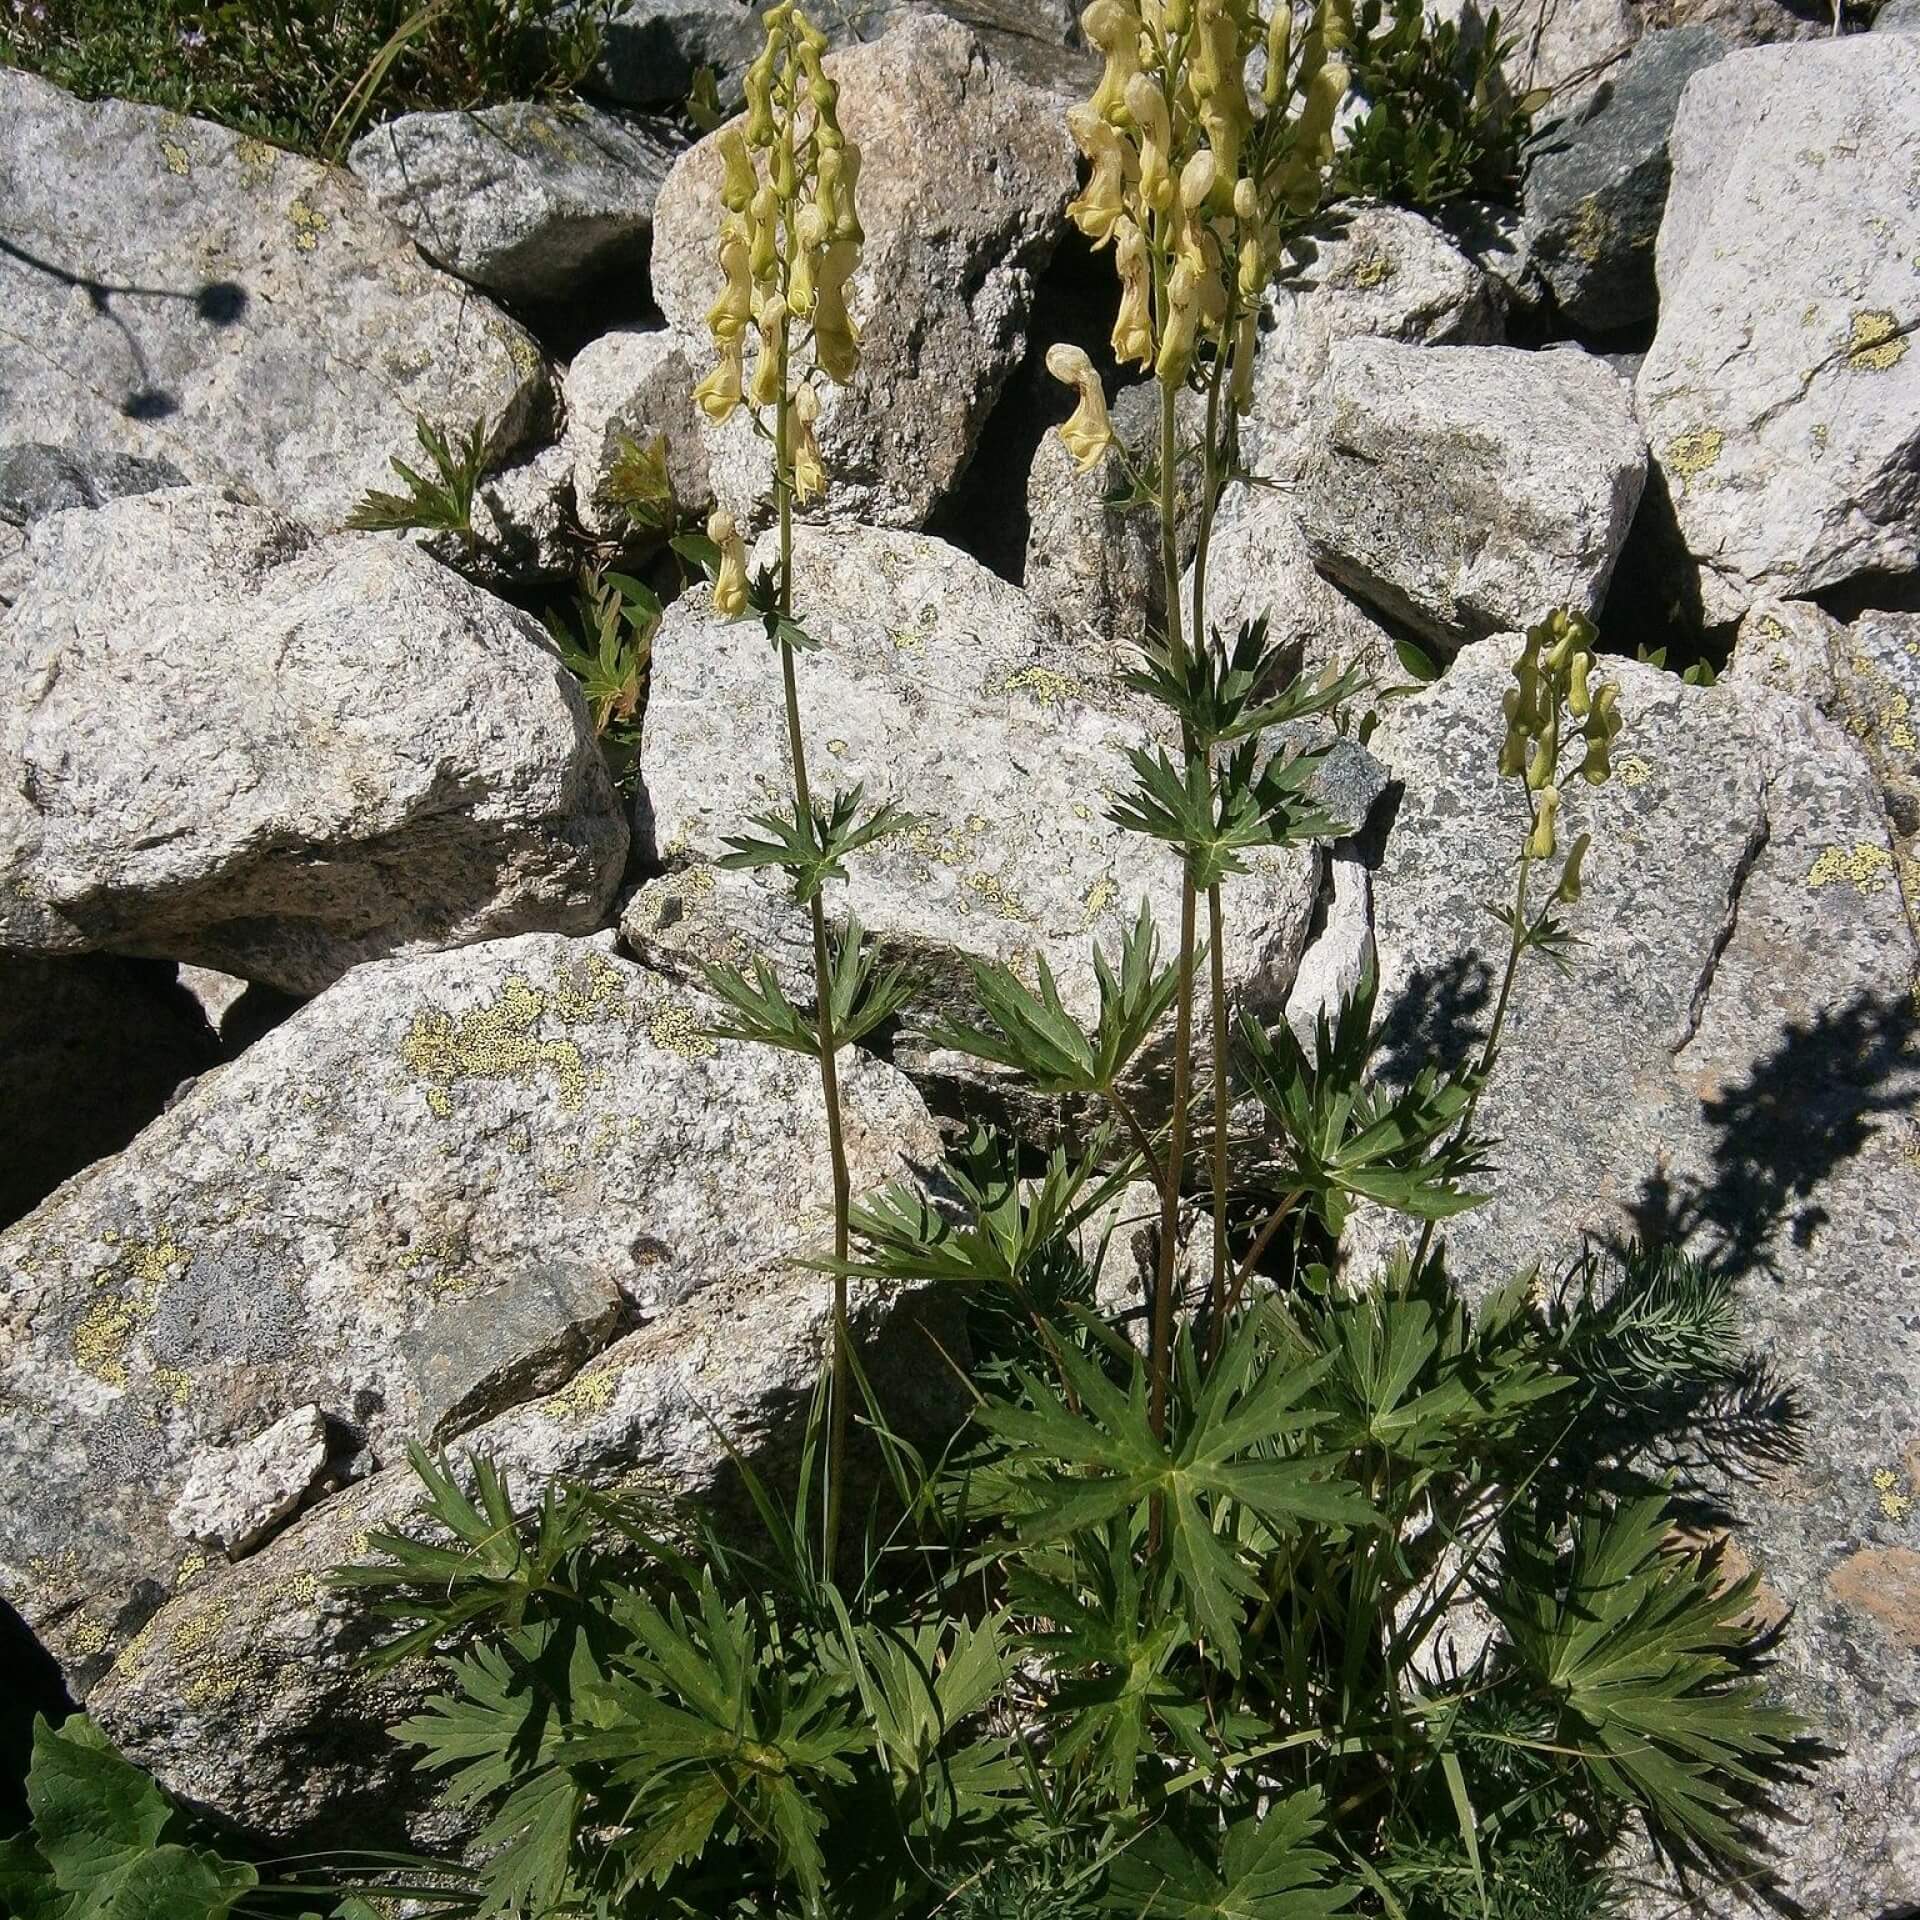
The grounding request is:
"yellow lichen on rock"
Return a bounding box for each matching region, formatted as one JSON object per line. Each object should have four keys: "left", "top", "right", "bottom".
{"left": 1846, "top": 308, "right": 1908, "bottom": 373}
{"left": 1806, "top": 841, "right": 1897, "bottom": 895}
{"left": 1665, "top": 425, "right": 1724, "bottom": 485}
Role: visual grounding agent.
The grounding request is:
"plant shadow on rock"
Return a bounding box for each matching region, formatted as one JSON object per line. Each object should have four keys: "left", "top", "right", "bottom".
{"left": 0, "top": 235, "right": 248, "bottom": 425}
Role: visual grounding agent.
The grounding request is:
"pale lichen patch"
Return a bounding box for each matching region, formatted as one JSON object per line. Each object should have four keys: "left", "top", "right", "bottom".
{"left": 1665, "top": 425, "right": 1724, "bottom": 485}
{"left": 288, "top": 197, "right": 330, "bottom": 252}
{"left": 1806, "top": 841, "right": 1897, "bottom": 896}
{"left": 401, "top": 977, "right": 590, "bottom": 1115}
{"left": 1846, "top": 308, "right": 1907, "bottom": 373}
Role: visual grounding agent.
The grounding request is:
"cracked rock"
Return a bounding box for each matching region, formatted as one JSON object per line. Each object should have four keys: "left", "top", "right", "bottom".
{"left": 0, "top": 71, "right": 549, "bottom": 531}
{"left": 1350, "top": 639, "right": 1920, "bottom": 1915}
{"left": 168, "top": 1404, "right": 331, "bottom": 1560}
{"left": 649, "top": 14, "right": 1078, "bottom": 530}
{"left": 0, "top": 931, "right": 940, "bottom": 1700}
{"left": 1300, "top": 340, "right": 1648, "bottom": 651}
{"left": 627, "top": 524, "right": 1321, "bottom": 1119}
{"left": 349, "top": 99, "right": 684, "bottom": 304}
{"left": 1637, "top": 37, "right": 1920, "bottom": 622}
{"left": 87, "top": 1253, "right": 961, "bottom": 1847}
{"left": 0, "top": 489, "right": 625, "bottom": 993}
{"left": 564, "top": 328, "right": 712, "bottom": 541}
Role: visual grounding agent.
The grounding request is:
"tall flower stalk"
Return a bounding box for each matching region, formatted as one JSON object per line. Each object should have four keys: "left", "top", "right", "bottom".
{"left": 1045, "top": 0, "right": 1357, "bottom": 1429}
{"left": 687, "top": 3, "right": 909, "bottom": 1568}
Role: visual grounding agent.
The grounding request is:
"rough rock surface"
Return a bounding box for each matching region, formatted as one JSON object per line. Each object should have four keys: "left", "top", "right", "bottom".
{"left": 1522, "top": 25, "right": 1729, "bottom": 333}
{"left": 1637, "top": 38, "right": 1920, "bottom": 622}
{"left": 349, "top": 99, "right": 685, "bottom": 303}
{"left": 0, "top": 957, "right": 217, "bottom": 1230}
{"left": 1354, "top": 642, "right": 1920, "bottom": 1914}
{"left": 1195, "top": 482, "right": 1407, "bottom": 687}
{"left": 0, "top": 72, "right": 549, "bottom": 530}
{"left": 168, "top": 1404, "right": 332, "bottom": 1561}
{"left": 1733, "top": 601, "right": 1920, "bottom": 934}
{"left": 583, "top": 0, "right": 768, "bottom": 104}
{"left": 564, "top": 328, "right": 712, "bottom": 540}
{"left": 88, "top": 1252, "right": 958, "bottom": 1846}
{"left": 1301, "top": 340, "right": 1647, "bottom": 649}
{"left": 0, "top": 932, "right": 941, "bottom": 1701}
{"left": 1249, "top": 205, "right": 1504, "bottom": 486}
{"left": 628, "top": 524, "right": 1321, "bottom": 1111}
{"left": 650, "top": 15, "right": 1078, "bottom": 529}
{"left": 0, "top": 490, "right": 625, "bottom": 993}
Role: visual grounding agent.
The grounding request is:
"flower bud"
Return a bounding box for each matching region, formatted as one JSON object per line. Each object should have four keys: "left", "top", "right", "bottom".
{"left": 1554, "top": 831, "right": 1590, "bottom": 904}
{"left": 1045, "top": 343, "right": 1115, "bottom": 471}
{"left": 1180, "top": 147, "right": 1218, "bottom": 212}
{"left": 1526, "top": 730, "right": 1555, "bottom": 793}
{"left": 749, "top": 183, "right": 779, "bottom": 281}
{"left": 711, "top": 510, "right": 750, "bottom": 617}
{"left": 1263, "top": 5, "right": 1292, "bottom": 104}
{"left": 1568, "top": 649, "right": 1592, "bottom": 718}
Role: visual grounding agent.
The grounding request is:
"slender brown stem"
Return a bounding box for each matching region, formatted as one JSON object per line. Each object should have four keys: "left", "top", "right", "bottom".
{"left": 1219, "top": 1188, "right": 1303, "bottom": 1333}
{"left": 1102, "top": 1087, "right": 1167, "bottom": 1196}
{"left": 1203, "top": 883, "right": 1231, "bottom": 1340}
{"left": 1152, "top": 873, "right": 1198, "bottom": 1450}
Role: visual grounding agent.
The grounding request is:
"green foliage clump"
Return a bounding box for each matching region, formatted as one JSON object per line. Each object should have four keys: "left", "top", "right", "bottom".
{"left": 346, "top": 416, "right": 493, "bottom": 558}
{"left": 544, "top": 565, "right": 661, "bottom": 784}
{"left": 0, "top": 1714, "right": 257, "bottom": 1919}
{"left": 1336, "top": 0, "right": 1548, "bottom": 209}
{"left": 0, "top": 0, "right": 608, "bottom": 159}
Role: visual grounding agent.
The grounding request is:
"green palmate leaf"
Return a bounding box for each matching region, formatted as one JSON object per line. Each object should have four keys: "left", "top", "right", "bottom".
{"left": 601, "top": 430, "right": 677, "bottom": 532}
{"left": 346, "top": 415, "right": 488, "bottom": 542}
{"left": 670, "top": 528, "right": 722, "bottom": 575}
{"left": 719, "top": 783, "right": 915, "bottom": 904}
{"left": 1491, "top": 1489, "right": 1804, "bottom": 1867}
{"left": 1122, "top": 616, "right": 1368, "bottom": 746}
{"left": 1109, "top": 739, "right": 1347, "bottom": 890}
{"left": 982, "top": 1316, "right": 1374, "bottom": 1673}
{"left": 1101, "top": 1788, "right": 1354, "bottom": 1919}
{"left": 545, "top": 565, "right": 660, "bottom": 776}
{"left": 701, "top": 952, "right": 819, "bottom": 1054}
{"left": 1237, "top": 960, "right": 1492, "bottom": 1235}
{"left": 825, "top": 910, "right": 917, "bottom": 1050}
{"left": 701, "top": 912, "right": 914, "bottom": 1056}
{"left": 930, "top": 898, "right": 1185, "bottom": 1096}
{"left": 333, "top": 1443, "right": 598, "bottom": 1667}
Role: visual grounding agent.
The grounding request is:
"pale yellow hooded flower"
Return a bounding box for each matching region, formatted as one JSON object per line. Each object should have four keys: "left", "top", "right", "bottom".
{"left": 694, "top": 337, "right": 744, "bottom": 423}
{"left": 710, "top": 510, "right": 750, "bottom": 616}
{"left": 792, "top": 380, "right": 828, "bottom": 503}
{"left": 1044, "top": 344, "right": 1114, "bottom": 471}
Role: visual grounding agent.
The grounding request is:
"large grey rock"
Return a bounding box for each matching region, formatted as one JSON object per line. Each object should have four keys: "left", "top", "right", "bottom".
{"left": 1194, "top": 481, "right": 1407, "bottom": 688}
{"left": 1522, "top": 26, "right": 1730, "bottom": 333}
{"left": 0, "top": 931, "right": 941, "bottom": 1707}
{"left": 1354, "top": 641, "right": 1920, "bottom": 1914}
{"left": 1637, "top": 39, "right": 1920, "bottom": 624}
{"left": 348, "top": 99, "right": 685, "bottom": 304}
{"left": 1022, "top": 382, "right": 1202, "bottom": 652}
{"left": 1733, "top": 601, "right": 1920, "bottom": 934}
{"left": 564, "top": 328, "right": 712, "bottom": 541}
{"left": 650, "top": 15, "right": 1078, "bottom": 530}
{"left": 0, "top": 72, "right": 550, "bottom": 531}
{"left": 0, "top": 956, "right": 216, "bottom": 1230}
{"left": 1249, "top": 205, "right": 1504, "bottom": 486}
{"left": 584, "top": 0, "right": 771, "bottom": 105}
{"left": 0, "top": 490, "right": 625, "bottom": 994}
{"left": 1878, "top": 0, "right": 1920, "bottom": 29}
{"left": 1300, "top": 340, "right": 1647, "bottom": 650}
{"left": 627, "top": 524, "right": 1322, "bottom": 1114}
{"left": 87, "top": 1249, "right": 957, "bottom": 1847}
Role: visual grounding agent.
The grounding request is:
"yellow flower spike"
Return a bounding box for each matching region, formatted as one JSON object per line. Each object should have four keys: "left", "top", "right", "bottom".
{"left": 813, "top": 241, "right": 861, "bottom": 383}
{"left": 711, "top": 509, "right": 750, "bottom": 615}
{"left": 1124, "top": 72, "right": 1174, "bottom": 212}
{"left": 1066, "top": 105, "right": 1133, "bottom": 244}
{"left": 1045, "top": 343, "right": 1115, "bottom": 471}
{"left": 1263, "top": 6, "right": 1292, "bottom": 104}
{"left": 1527, "top": 785, "right": 1560, "bottom": 861}
{"left": 792, "top": 380, "right": 827, "bottom": 504}
{"left": 1111, "top": 215, "right": 1155, "bottom": 368}
{"left": 1083, "top": 0, "right": 1143, "bottom": 125}
{"left": 1568, "top": 650, "right": 1592, "bottom": 718}
{"left": 750, "top": 294, "right": 788, "bottom": 409}
{"left": 717, "top": 127, "right": 757, "bottom": 213}
{"left": 694, "top": 338, "right": 744, "bottom": 422}
{"left": 1554, "top": 831, "right": 1591, "bottom": 905}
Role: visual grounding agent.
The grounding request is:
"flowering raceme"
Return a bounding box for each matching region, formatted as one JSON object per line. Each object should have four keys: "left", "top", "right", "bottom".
{"left": 695, "top": 1, "right": 864, "bottom": 460}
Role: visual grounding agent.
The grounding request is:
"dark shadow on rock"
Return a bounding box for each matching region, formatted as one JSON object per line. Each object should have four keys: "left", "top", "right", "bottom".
{"left": 0, "top": 1597, "right": 73, "bottom": 1834}
{"left": 1371, "top": 949, "right": 1497, "bottom": 1090}
{"left": 1623, "top": 987, "right": 1920, "bottom": 1291}
{"left": 1599, "top": 455, "right": 1720, "bottom": 670}
{"left": 0, "top": 235, "right": 248, "bottom": 427}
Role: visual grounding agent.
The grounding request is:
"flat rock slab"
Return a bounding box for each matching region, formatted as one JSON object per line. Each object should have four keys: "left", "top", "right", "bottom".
{"left": 1249, "top": 204, "right": 1503, "bottom": 486}
{"left": 1357, "top": 643, "right": 1920, "bottom": 1913}
{"left": 1522, "top": 25, "right": 1731, "bottom": 333}
{"left": 0, "top": 72, "right": 549, "bottom": 530}
{"left": 1637, "top": 37, "right": 1920, "bottom": 621}
{"left": 0, "top": 489, "right": 625, "bottom": 994}
{"left": 1301, "top": 340, "right": 1647, "bottom": 650}
{"left": 0, "top": 931, "right": 940, "bottom": 1698}
{"left": 349, "top": 98, "right": 686, "bottom": 303}
{"left": 629, "top": 524, "right": 1321, "bottom": 1114}
{"left": 650, "top": 14, "right": 1077, "bottom": 530}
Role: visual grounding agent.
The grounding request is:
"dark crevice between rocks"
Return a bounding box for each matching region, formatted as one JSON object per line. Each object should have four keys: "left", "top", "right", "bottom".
{"left": 1597, "top": 458, "right": 1734, "bottom": 674}
{"left": 1, "top": 1598, "right": 73, "bottom": 1833}
{"left": 1671, "top": 800, "right": 1769, "bottom": 1060}
{"left": 503, "top": 231, "right": 666, "bottom": 365}
{"left": 925, "top": 226, "right": 1137, "bottom": 585}
{"left": 1814, "top": 567, "right": 1920, "bottom": 622}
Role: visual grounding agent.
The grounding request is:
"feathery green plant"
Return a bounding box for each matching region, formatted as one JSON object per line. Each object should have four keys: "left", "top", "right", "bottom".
{"left": 346, "top": 415, "right": 492, "bottom": 564}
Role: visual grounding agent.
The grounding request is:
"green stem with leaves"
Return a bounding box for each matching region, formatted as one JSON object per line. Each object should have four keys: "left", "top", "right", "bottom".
{"left": 773, "top": 371, "right": 854, "bottom": 1570}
